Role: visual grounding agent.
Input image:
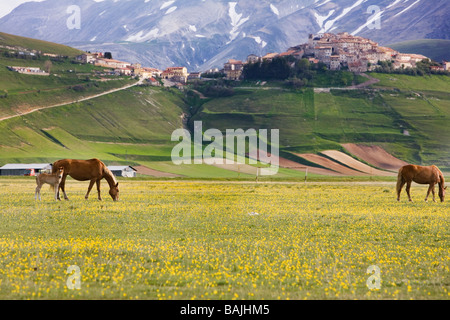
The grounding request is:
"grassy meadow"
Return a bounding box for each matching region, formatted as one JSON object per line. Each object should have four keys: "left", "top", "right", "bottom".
{"left": 0, "top": 178, "right": 449, "bottom": 300}
{"left": 388, "top": 39, "right": 450, "bottom": 63}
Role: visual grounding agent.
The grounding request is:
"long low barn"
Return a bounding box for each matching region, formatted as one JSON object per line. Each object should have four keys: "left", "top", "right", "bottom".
{"left": 0, "top": 163, "right": 137, "bottom": 177}
{"left": 107, "top": 166, "right": 137, "bottom": 177}
{"left": 0, "top": 163, "right": 52, "bottom": 176}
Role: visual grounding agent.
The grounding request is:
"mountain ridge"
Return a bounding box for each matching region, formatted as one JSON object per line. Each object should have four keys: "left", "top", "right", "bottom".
{"left": 0, "top": 0, "right": 449, "bottom": 70}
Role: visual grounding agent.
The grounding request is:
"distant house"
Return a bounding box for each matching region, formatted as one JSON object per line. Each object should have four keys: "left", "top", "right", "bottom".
{"left": 247, "top": 54, "right": 260, "bottom": 64}
{"left": 329, "top": 55, "right": 341, "bottom": 70}
{"left": 188, "top": 72, "right": 201, "bottom": 80}
{"left": 161, "top": 67, "right": 188, "bottom": 83}
{"left": 75, "top": 53, "right": 96, "bottom": 64}
{"left": 8, "top": 66, "right": 49, "bottom": 76}
{"left": 136, "top": 67, "right": 162, "bottom": 79}
{"left": 348, "top": 60, "right": 368, "bottom": 73}
{"left": 262, "top": 53, "right": 279, "bottom": 61}
{"left": 114, "top": 67, "right": 133, "bottom": 76}
{"left": 430, "top": 66, "right": 444, "bottom": 72}
{"left": 0, "top": 163, "right": 52, "bottom": 176}
{"left": 108, "top": 166, "right": 137, "bottom": 178}
{"left": 224, "top": 59, "right": 244, "bottom": 80}
{"left": 314, "top": 46, "right": 332, "bottom": 62}
{"left": 95, "top": 58, "right": 131, "bottom": 69}
{"left": 308, "top": 57, "right": 319, "bottom": 64}
{"left": 442, "top": 60, "right": 450, "bottom": 71}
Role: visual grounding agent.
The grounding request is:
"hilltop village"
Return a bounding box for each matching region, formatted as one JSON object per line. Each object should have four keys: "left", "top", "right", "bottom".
{"left": 7, "top": 32, "right": 450, "bottom": 86}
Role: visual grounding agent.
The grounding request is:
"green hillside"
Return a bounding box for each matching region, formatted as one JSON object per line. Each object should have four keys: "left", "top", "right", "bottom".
{"left": 388, "top": 39, "right": 450, "bottom": 62}
{"left": 0, "top": 32, "right": 83, "bottom": 57}
{"left": 0, "top": 33, "right": 138, "bottom": 120}
{"left": 192, "top": 74, "right": 450, "bottom": 170}
{"left": 1, "top": 74, "right": 449, "bottom": 176}
{"left": 1, "top": 33, "right": 449, "bottom": 178}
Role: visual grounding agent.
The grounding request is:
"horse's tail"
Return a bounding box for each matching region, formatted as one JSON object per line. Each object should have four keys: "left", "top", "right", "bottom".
{"left": 396, "top": 167, "right": 405, "bottom": 194}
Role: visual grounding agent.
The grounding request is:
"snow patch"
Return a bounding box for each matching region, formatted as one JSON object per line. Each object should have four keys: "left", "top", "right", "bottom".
{"left": 160, "top": 1, "right": 175, "bottom": 10}
{"left": 314, "top": 10, "right": 335, "bottom": 29}
{"left": 249, "top": 36, "right": 267, "bottom": 48}
{"left": 270, "top": 4, "right": 279, "bottom": 16}
{"left": 393, "top": 0, "right": 421, "bottom": 17}
{"left": 189, "top": 25, "right": 197, "bottom": 32}
{"left": 316, "top": 0, "right": 333, "bottom": 7}
{"left": 126, "top": 28, "right": 159, "bottom": 42}
{"left": 318, "top": 0, "right": 365, "bottom": 33}
{"left": 165, "top": 6, "right": 177, "bottom": 14}
{"left": 228, "top": 2, "right": 250, "bottom": 43}
{"left": 386, "top": 0, "right": 402, "bottom": 9}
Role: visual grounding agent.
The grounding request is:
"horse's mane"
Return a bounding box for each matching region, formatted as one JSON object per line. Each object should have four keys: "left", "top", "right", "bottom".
{"left": 103, "top": 166, "right": 117, "bottom": 187}
{"left": 438, "top": 169, "right": 446, "bottom": 195}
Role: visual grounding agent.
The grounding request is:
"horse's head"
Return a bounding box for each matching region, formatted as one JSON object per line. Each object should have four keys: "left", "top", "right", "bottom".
{"left": 58, "top": 167, "right": 64, "bottom": 179}
{"left": 439, "top": 186, "right": 447, "bottom": 202}
{"left": 109, "top": 182, "right": 119, "bottom": 201}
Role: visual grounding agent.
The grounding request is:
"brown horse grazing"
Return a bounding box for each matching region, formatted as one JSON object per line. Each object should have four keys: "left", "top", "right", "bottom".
{"left": 52, "top": 158, "right": 119, "bottom": 201}
{"left": 396, "top": 164, "right": 446, "bottom": 202}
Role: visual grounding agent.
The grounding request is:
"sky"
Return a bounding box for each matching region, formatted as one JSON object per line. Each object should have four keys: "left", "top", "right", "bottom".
{"left": 0, "top": 0, "right": 46, "bottom": 19}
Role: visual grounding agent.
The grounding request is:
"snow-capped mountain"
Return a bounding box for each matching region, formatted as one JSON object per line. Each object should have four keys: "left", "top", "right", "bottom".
{"left": 0, "top": 0, "right": 448, "bottom": 70}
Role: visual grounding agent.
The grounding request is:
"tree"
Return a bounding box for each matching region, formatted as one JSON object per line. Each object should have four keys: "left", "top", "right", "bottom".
{"left": 104, "top": 52, "right": 113, "bottom": 59}
{"left": 44, "top": 60, "right": 52, "bottom": 73}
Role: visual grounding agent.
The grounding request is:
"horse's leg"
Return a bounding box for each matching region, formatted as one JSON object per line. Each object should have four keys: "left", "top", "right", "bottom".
{"left": 431, "top": 184, "right": 436, "bottom": 202}
{"left": 59, "top": 175, "right": 69, "bottom": 200}
{"left": 35, "top": 182, "right": 41, "bottom": 201}
{"left": 54, "top": 182, "right": 60, "bottom": 201}
{"left": 96, "top": 179, "right": 102, "bottom": 201}
{"left": 406, "top": 181, "right": 413, "bottom": 202}
{"left": 85, "top": 179, "right": 96, "bottom": 200}
{"left": 425, "top": 184, "right": 433, "bottom": 202}
{"left": 397, "top": 180, "right": 406, "bottom": 201}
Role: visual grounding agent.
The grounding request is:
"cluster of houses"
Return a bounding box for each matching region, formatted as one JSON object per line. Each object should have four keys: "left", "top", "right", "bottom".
{"left": 9, "top": 31, "right": 446, "bottom": 85}
{"left": 75, "top": 52, "right": 202, "bottom": 85}
{"left": 218, "top": 32, "right": 450, "bottom": 78}
{"left": 7, "top": 66, "right": 49, "bottom": 76}
{"left": 431, "top": 61, "right": 450, "bottom": 72}
{"left": 5, "top": 32, "right": 449, "bottom": 85}
{"left": 1, "top": 44, "right": 63, "bottom": 59}
{"left": 76, "top": 52, "right": 161, "bottom": 80}
{"left": 302, "top": 33, "right": 450, "bottom": 72}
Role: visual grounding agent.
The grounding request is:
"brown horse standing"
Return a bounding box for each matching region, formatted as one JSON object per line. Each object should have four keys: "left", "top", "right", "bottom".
{"left": 52, "top": 158, "right": 119, "bottom": 201}
{"left": 396, "top": 164, "right": 446, "bottom": 202}
{"left": 35, "top": 167, "right": 64, "bottom": 201}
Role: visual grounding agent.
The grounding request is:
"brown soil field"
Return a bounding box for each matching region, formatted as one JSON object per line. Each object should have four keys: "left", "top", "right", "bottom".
{"left": 277, "top": 155, "right": 344, "bottom": 176}
{"left": 133, "top": 165, "right": 181, "bottom": 178}
{"left": 294, "top": 153, "right": 368, "bottom": 176}
{"left": 321, "top": 150, "right": 396, "bottom": 176}
{"left": 342, "top": 143, "right": 409, "bottom": 171}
